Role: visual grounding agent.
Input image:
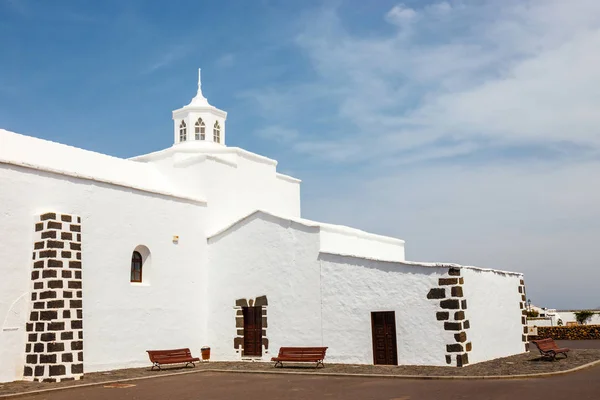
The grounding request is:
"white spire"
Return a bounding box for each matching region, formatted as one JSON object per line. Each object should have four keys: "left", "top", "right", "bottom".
{"left": 188, "top": 68, "right": 210, "bottom": 107}
{"left": 197, "top": 68, "right": 203, "bottom": 96}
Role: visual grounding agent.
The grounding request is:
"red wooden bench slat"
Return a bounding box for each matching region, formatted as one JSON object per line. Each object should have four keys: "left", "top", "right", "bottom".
{"left": 271, "top": 347, "right": 328, "bottom": 368}
{"left": 147, "top": 348, "right": 200, "bottom": 370}
{"left": 531, "top": 339, "right": 570, "bottom": 361}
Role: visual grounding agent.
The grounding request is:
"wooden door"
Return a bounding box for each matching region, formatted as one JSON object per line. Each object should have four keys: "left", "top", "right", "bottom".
{"left": 243, "top": 306, "right": 262, "bottom": 356}
{"left": 371, "top": 311, "right": 398, "bottom": 365}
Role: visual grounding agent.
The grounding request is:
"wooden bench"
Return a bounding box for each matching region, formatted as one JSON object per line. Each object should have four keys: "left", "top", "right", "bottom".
{"left": 531, "top": 338, "right": 570, "bottom": 361}
{"left": 271, "top": 347, "right": 328, "bottom": 368}
{"left": 146, "top": 348, "right": 200, "bottom": 370}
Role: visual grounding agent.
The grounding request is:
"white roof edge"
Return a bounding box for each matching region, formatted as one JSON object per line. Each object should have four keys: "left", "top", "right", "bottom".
{"left": 207, "top": 210, "right": 320, "bottom": 240}
{"left": 228, "top": 147, "right": 278, "bottom": 166}
{"left": 316, "top": 222, "right": 405, "bottom": 245}
{"left": 172, "top": 105, "right": 228, "bottom": 118}
{"left": 0, "top": 158, "right": 207, "bottom": 205}
{"left": 319, "top": 251, "right": 405, "bottom": 264}
{"left": 206, "top": 154, "right": 238, "bottom": 168}
{"left": 1, "top": 128, "right": 138, "bottom": 165}
{"left": 319, "top": 251, "right": 523, "bottom": 276}
{"left": 131, "top": 145, "right": 278, "bottom": 167}
{"left": 276, "top": 172, "right": 301, "bottom": 183}
{"left": 207, "top": 209, "right": 406, "bottom": 247}
{"left": 172, "top": 153, "right": 238, "bottom": 169}
{"left": 129, "top": 149, "right": 169, "bottom": 161}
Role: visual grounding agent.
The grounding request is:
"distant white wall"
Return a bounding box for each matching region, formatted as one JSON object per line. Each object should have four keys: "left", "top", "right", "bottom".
{"left": 207, "top": 213, "right": 323, "bottom": 361}
{"left": 0, "top": 164, "right": 207, "bottom": 383}
{"left": 527, "top": 318, "right": 554, "bottom": 327}
{"left": 319, "top": 255, "right": 448, "bottom": 365}
{"left": 556, "top": 311, "right": 600, "bottom": 325}
{"left": 461, "top": 268, "right": 524, "bottom": 364}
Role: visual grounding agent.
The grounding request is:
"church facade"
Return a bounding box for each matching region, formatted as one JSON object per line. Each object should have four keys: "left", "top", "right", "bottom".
{"left": 0, "top": 72, "right": 528, "bottom": 383}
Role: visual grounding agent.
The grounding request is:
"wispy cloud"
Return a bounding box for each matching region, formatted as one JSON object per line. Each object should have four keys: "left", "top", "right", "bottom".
{"left": 385, "top": 4, "right": 417, "bottom": 26}
{"left": 58, "top": 10, "right": 104, "bottom": 24}
{"left": 3, "top": 0, "right": 30, "bottom": 16}
{"left": 2, "top": 0, "right": 103, "bottom": 23}
{"left": 425, "top": 1, "right": 452, "bottom": 15}
{"left": 247, "top": 0, "right": 600, "bottom": 165}
{"left": 216, "top": 53, "right": 235, "bottom": 68}
{"left": 143, "top": 44, "right": 193, "bottom": 74}
{"left": 324, "top": 159, "right": 600, "bottom": 307}
{"left": 256, "top": 125, "right": 298, "bottom": 143}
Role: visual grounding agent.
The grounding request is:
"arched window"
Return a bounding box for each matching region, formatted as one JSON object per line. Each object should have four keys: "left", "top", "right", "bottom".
{"left": 195, "top": 118, "right": 205, "bottom": 140}
{"left": 131, "top": 251, "right": 143, "bottom": 283}
{"left": 213, "top": 121, "right": 221, "bottom": 143}
{"left": 179, "top": 121, "right": 187, "bottom": 142}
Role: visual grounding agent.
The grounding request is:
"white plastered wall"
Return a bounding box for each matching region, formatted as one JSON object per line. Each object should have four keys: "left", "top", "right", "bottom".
{"left": 133, "top": 147, "right": 301, "bottom": 234}
{"left": 319, "top": 255, "right": 449, "bottom": 365}
{"left": 461, "top": 268, "right": 525, "bottom": 364}
{"left": 207, "top": 213, "right": 451, "bottom": 366}
{"left": 207, "top": 213, "right": 323, "bottom": 361}
{"left": 0, "top": 164, "right": 207, "bottom": 382}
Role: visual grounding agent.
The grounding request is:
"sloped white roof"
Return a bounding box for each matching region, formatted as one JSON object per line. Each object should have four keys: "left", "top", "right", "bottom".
{"left": 318, "top": 252, "right": 523, "bottom": 277}
{"left": 0, "top": 129, "right": 205, "bottom": 204}
{"left": 207, "top": 209, "right": 402, "bottom": 244}
{"left": 131, "top": 141, "right": 280, "bottom": 167}
{"left": 208, "top": 209, "right": 522, "bottom": 276}
{"left": 207, "top": 209, "right": 406, "bottom": 262}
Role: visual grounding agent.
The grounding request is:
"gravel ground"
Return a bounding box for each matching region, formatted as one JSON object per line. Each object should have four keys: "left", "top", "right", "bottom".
{"left": 1, "top": 349, "right": 599, "bottom": 397}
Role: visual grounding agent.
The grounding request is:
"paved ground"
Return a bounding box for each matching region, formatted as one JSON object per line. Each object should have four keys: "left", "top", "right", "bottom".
{"left": 3, "top": 341, "right": 599, "bottom": 400}
{"left": 12, "top": 365, "right": 600, "bottom": 400}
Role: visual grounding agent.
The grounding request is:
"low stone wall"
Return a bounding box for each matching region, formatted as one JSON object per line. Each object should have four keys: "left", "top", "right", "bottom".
{"left": 530, "top": 325, "right": 600, "bottom": 340}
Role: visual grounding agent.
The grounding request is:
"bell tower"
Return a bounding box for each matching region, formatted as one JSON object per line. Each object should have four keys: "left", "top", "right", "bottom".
{"left": 172, "top": 69, "right": 227, "bottom": 146}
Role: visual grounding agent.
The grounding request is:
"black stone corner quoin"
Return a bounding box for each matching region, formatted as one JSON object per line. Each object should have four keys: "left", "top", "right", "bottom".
{"left": 518, "top": 278, "right": 529, "bottom": 350}
{"left": 24, "top": 212, "right": 84, "bottom": 383}
{"left": 427, "top": 266, "right": 472, "bottom": 367}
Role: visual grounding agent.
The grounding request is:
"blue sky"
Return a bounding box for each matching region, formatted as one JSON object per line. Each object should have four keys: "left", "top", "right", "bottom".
{"left": 2, "top": 0, "right": 600, "bottom": 309}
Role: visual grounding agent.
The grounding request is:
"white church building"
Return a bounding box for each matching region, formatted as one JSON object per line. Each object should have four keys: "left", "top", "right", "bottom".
{"left": 0, "top": 71, "right": 528, "bottom": 383}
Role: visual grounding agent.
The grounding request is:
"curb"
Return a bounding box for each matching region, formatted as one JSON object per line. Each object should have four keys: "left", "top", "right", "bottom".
{"left": 206, "top": 358, "right": 600, "bottom": 380}
{"left": 1, "top": 359, "right": 600, "bottom": 398}
{"left": 0, "top": 369, "right": 205, "bottom": 399}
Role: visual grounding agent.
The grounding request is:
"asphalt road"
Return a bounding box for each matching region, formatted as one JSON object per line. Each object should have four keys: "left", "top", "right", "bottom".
{"left": 15, "top": 365, "right": 599, "bottom": 400}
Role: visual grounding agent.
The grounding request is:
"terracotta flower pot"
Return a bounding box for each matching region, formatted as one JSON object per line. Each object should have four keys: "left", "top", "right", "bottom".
{"left": 201, "top": 347, "right": 210, "bottom": 361}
